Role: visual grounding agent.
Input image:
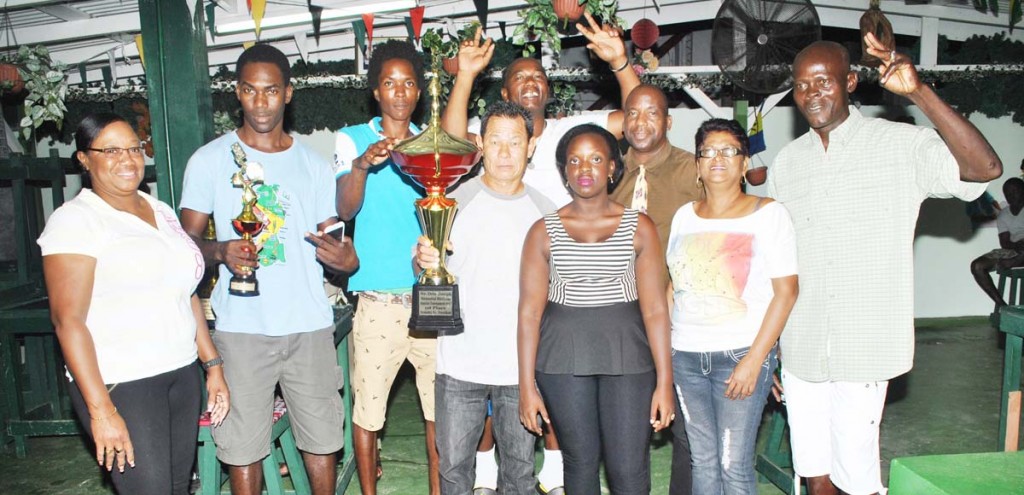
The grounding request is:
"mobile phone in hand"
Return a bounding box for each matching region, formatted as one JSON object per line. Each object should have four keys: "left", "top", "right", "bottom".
{"left": 323, "top": 222, "right": 346, "bottom": 240}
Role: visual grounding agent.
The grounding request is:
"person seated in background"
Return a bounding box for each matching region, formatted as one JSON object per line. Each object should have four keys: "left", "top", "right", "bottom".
{"left": 971, "top": 177, "right": 1024, "bottom": 309}
{"left": 40, "top": 112, "right": 230, "bottom": 494}
{"left": 416, "top": 100, "right": 553, "bottom": 495}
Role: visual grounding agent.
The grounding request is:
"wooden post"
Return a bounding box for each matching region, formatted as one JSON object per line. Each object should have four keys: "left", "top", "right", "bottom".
{"left": 1006, "top": 390, "right": 1021, "bottom": 452}
{"left": 138, "top": 0, "right": 214, "bottom": 209}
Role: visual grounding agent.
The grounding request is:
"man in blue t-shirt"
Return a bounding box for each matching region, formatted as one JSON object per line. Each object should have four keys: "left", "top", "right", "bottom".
{"left": 333, "top": 40, "right": 439, "bottom": 495}
{"left": 181, "top": 44, "right": 358, "bottom": 495}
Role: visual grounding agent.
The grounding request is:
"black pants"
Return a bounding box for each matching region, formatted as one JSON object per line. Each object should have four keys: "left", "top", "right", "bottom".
{"left": 69, "top": 362, "right": 202, "bottom": 495}
{"left": 536, "top": 370, "right": 656, "bottom": 495}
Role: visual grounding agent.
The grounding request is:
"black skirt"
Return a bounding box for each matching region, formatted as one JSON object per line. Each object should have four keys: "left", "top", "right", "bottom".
{"left": 536, "top": 300, "right": 655, "bottom": 376}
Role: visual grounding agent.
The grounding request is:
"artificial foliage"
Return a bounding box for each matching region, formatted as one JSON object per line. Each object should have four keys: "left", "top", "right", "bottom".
{"left": 44, "top": 33, "right": 1024, "bottom": 144}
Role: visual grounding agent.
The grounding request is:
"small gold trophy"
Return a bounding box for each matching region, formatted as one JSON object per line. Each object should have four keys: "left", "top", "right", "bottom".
{"left": 390, "top": 66, "right": 481, "bottom": 336}
{"left": 228, "top": 142, "right": 266, "bottom": 297}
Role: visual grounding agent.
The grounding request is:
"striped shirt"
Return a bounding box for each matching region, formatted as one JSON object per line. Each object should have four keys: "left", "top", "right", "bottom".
{"left": 545, "top": 208, "right": 639, "bottom": 307}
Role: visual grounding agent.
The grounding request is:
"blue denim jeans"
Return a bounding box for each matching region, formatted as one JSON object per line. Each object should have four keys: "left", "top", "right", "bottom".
{"left": 672, "top": 346, "right": 777, "bottom": 495}
{"left": 435, "top": 374, "right": 536, "bottom": 495}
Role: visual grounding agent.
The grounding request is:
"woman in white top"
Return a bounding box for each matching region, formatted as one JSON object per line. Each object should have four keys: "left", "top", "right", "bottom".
{"left": 39, "top": 113, "right": 229, "bottom": 494}
{"left": 666, "top": 118, "right": 798, "bottom": 494}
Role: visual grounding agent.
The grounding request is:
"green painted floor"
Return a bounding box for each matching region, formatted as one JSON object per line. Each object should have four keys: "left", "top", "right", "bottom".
{"left": 1, "top": 317, "right": 1019, "bottom": 494}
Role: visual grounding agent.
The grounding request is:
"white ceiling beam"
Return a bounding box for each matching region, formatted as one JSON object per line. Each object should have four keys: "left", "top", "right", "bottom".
{"left": 920, "top": 17, "right": 940, "bottom": 67}
{"left": 36, "top": 5, "right": 92, "bottom": 22}
{"left": 0, "top": 0, "right": 72, "bottom": 9}
{"left": 7, "top": 13, "right": 141, "bottom": 46}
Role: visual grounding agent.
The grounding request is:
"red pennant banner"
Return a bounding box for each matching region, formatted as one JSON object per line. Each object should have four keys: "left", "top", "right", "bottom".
{"left": 410, "top": 6, "right": 425, "bottom": 42}
{"left": 362, "top": 13, "right": 374, "bottom": 47}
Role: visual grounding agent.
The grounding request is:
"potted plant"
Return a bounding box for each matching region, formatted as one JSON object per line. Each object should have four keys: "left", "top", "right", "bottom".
{"left": 514, "top": 0, "right": 624, "bottom": 55}
{"left": 422, "top": 28, "right": 458, "bottom": 73}
{"left": 553, "top": 0, "right": 586, "bottom": 27}
{"left": 10, "top": 45, "right": 68, "bottom": 142}
{"left": 0, "top": 57, "right": 24, "bottom": 94}
{"left": 422, "top": 22, "right": 482, "bottom": 75}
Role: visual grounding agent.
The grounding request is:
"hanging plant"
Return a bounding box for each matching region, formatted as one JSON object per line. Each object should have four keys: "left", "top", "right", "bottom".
{"left": 422, "top": 22, "right": 481, "bottom": 75}
{"left": 515, "top": 0, "right": 625, "bottom": 56}
{"left": 0, "top": 60, "right": 24, "bottom": 94}
{"left": 14, "top": 45, "right": 69, "bottom": 141}
{"left": 553, "top": 0, "right": 586, "bottom": 28}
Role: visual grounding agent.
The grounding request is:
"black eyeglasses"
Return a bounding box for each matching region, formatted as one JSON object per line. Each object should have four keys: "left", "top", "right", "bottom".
{"left": 697, "top": 147, "right": 742, "bottom": 159}
{"left": 86, "top": 144, "right": 145, "bottom": 158}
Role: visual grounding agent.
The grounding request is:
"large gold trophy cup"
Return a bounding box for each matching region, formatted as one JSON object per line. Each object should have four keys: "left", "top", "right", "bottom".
{"left": 390, "top": 70, "right": 480, "bottom": 336}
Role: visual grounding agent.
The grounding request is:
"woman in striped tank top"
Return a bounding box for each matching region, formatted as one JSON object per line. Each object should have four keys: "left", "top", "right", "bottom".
{"left": 518, "top": 124, "right": 675, "bottom": 494}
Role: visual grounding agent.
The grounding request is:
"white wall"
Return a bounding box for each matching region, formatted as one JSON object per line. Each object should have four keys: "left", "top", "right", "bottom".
{"left": 663, "top": 104, "right": 1023, "bottom": 318}
{"left": 36, "top": 104, "right": 1023, "bottom": 318}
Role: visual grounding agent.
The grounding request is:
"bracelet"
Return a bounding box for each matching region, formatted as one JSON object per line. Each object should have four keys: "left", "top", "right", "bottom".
{"left": 202, "top": 356, "right": 224, "bottom": 370}
{"left": 91, "top": 407, "right": 118, "bottom": 422}
{"left": 610, "top": 58, "right": 630, "bottom": 73}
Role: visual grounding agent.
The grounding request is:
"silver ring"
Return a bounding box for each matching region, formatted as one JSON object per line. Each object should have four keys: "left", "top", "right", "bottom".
{"left": 889, "top": 50, "right": 896, "bottom": 62}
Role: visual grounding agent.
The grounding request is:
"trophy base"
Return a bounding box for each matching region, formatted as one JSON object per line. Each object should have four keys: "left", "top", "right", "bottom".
{"left": 228, "top": 276, "right": 259, "bottom": 297}
{"left": 409, "top": 284, "right": 464, "bottom": 336}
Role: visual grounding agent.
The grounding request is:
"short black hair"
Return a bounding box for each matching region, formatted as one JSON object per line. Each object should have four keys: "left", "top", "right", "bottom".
{"left": 501, "top": 57, "right": 545, "bottom": 89}
{"left": 555, "top": 123, "right": 625, "bottom": 193}
{"left": 236, "top": 44, "right": 291, "bottom": 85}
{"left": 1004, "top": 177, "right": 1024, "bottom": 194}
{"left": 695, "top": 118, "right": 750, "bottom": 157}
{"left": 480, "top": 100, "right": 534, "bottom": 138}
{"left": 367, "top": 39, "right": 426, "bottom": 91}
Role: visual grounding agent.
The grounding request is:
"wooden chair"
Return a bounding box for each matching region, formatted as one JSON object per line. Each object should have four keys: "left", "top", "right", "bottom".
{"left": 195, "top": 397, "right": 311, "bottom": 495}
{"left": 992, "top": 268, "right": 1024, "bottom": 328}
{"left": 194, "top": 303, "right": 356, "bottom": 494}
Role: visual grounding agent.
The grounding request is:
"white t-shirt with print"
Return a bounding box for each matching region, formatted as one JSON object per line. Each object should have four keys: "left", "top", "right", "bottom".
{"left": 666, "top": 201, "right": 798, "bottom": 352}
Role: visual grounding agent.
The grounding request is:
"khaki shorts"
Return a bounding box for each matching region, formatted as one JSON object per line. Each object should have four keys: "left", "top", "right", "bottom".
{"left": 212, "top": 327, "right": 345, "bottom": 466}
{"left": 352, "top": 293, "right": 436, "bottom": 430}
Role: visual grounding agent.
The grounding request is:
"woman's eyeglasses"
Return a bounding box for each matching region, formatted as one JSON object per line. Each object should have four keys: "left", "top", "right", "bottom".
{"left": 86, "top": 144, "right": 145, "bottom": 158}
{"left": 697, "top": 146, "right": 742, "bottom": 159}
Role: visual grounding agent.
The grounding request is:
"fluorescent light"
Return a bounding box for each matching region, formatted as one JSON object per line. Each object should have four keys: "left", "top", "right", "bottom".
{"left": 216, "top": 0, "right": 417, "bottom": 35}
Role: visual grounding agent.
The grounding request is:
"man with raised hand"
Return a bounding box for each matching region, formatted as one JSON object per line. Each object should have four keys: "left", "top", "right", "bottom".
{"left": 767, "top": 34, "right": 1001, "bottom": 495}
{"left": 443, "top": 12, "right": 640, "bottom": 208}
